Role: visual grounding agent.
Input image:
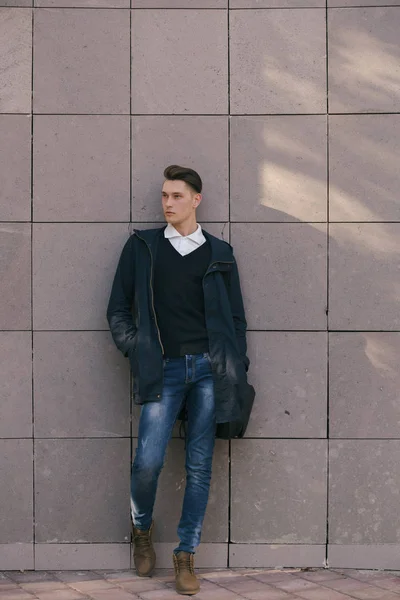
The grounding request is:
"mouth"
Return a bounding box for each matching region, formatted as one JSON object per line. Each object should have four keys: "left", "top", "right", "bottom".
{"left": 165, "top": 211, "right": 175, "bottom": 216}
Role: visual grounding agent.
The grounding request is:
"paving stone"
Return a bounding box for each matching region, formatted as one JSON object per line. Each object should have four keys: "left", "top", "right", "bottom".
{"left": 35, "top": 590, "right": 88, "bottom": 600}
{"left": 251, "top": 572, "right": 297, "bottom": 583}
{"left": 0, "top": 584, "right": 18, "bottom": 591}
{"left": 0, "top": 592, "right": 37, "bottom": 600}
{"left": 194, "top": 590, "right": 243, "bottom": 600}
{"left": 240, "top": 591, "right": 293, "bottom": 600}
{"left": 117, "top": 580, "right": 166, "bottom": 593}
{"left": 322, "top": 578, "right": 376, "bottom": 593}
{"left": 97, "top": 572, "right": 136, "bottom": 583}
{"left": 6, "top": 573, "right": 55, "bottom": 584}
{"left": 0, "top": 571, "right": 399, "bottom": 600}
{"left": 68, "top": 579, "right": 116, "bottom": 593}
{"left": 133, "top": 589, "right": 185, "bottom": 600}
{"left": 370, "top": 577, "right": 400, "bottom": 590}
{"left": 88, "top": 590, "right": 140, "bottom": 600}
{"left": 222, "top": 577, "right": 272, "bottom": 593}
{"left": 273, "top": 577, "right": 319, "bottom": 592}
{"left": 349, "top": 587, "right": 400, "bottom": 599}
{"left": 294, "top": 587, "right": 355, "bottom": 599}
{"left": 20, "top": 581, "right": 69, "bottom": 593}
{"left": 54, "top": 572, "right": 103, "bottom": 584}
{"left": 298, "top": 572, "right": 345, "bottom": 583}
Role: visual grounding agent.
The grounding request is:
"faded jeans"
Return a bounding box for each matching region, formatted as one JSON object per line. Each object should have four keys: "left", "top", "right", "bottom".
{"left": 130, "top": 353, "right": 216, "bottom": 554}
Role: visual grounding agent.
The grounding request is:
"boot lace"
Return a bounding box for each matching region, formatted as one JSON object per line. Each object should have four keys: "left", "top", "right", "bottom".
{"left": 134, "top": 530, "right": 152, "bottom": 553}
{"left": 176, "top": 553, "right": 194, "bottom": 574}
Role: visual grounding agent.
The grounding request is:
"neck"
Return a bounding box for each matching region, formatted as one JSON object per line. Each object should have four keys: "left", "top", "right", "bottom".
{"left": 171, "top": 218, "right": 198, "bottom": 237}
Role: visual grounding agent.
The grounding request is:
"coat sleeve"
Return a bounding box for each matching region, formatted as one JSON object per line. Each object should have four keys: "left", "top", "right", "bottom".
{"left": 229, "top": 254, "right": 250, "bottom": 372}
{"left": 106, "top": 235, "right": 137, "bottom": 357}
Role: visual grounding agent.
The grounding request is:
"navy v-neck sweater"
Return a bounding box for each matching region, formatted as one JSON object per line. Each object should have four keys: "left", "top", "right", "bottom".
{"left": 153, "top": 235, "right": 211, "bottom": 357}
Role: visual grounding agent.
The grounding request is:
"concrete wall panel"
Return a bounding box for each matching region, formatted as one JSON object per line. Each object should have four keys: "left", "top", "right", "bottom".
{"left": 37, "top": 0, "right": 129, "bottom": 6}
{"left": 328, "top": 8, "right": 400, "bottom": 113}
{"left": 0, "top": 440, "right": 33, "bottom": 543}
{"left": 329, "top": 0, "right": 400, "bottom": 5}
{"left": 329, "top": 115, "right": 400, "bottom": 222}
{"left": 330, "top": 333, "right": 400, "bottom": 439}
{"left": 230, "top": 116, "right": 327, "bottom": 222}
{"left": 232, "top": 0, "right": 324, "bottom": 5}
{"left": 33, "top": 223, "right": 129, "bottom": 330}
{"left": 133, "top": 0, "right": 226, "bottom": 6}
{"left": 231, "top": 223, "right": 327, "bottom": 330}
{"left": 0, "top": 8, "right": 31, "bottom": 113}
{"left": 0, "top": 223, "right": 31, "bottom": 330}
{"left": 329, "top": 223, "right": 400, "bottom": 330}
{"left": 0, "top": 0, "right": 32, "bottom": 5}
{"left": 0, "top": 115, "right": 31, "bottom": 221}
{"left": 231, "top": 439, "right": 327, "bottom": 543}
{"left": 329, "top": 440, "right": 400, "bottom": 544}
{"left": 230, "top": 9, "right": 326, "bottom": 114}
{"left": 34, "top": 116, "right": 130, "bottom": 222}
{"left": 33, "top": 331, "right": 130, "bottom": 438}
{"left": 33, "top": 9, "right": 130, "bottom": 114}
{"left": 131, "top": 10, "right": 228, "bottom": 114}
{"left": 35, "top": 439, "right": 130, "bottom": 543}
{"left": 0, "top": 332, "right": 32, "bottom": 438}
{"left": 246, "top": 332, "right": 327, "bottom": 438}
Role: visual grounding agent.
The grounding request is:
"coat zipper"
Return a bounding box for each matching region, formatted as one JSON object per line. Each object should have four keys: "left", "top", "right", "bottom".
{"left": 135, "top": 232, "right": 165, "bottom": 356}
{"left": 202, "top": 259, "right": 235, "bottom": 371}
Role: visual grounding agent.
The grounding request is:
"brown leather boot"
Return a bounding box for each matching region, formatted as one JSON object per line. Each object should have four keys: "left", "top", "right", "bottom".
{"left": 173, "top": 551, "right": 200, "bottom": 595}
{"left": 132, "top": 521, "right": 156, "bottom": 577}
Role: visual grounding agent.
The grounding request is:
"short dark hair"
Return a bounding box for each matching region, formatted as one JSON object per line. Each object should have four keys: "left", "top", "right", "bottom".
{"left": 163, "top": 165, "right": 202, "bottom": 194}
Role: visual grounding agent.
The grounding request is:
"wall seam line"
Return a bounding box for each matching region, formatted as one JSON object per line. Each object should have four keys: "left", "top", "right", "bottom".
{"left": 325, "top": 0, "right": 330, "bottom": 567}
{"left": 227, "top": 0, "right": 232, "bottom": 569}
{"left": 30, "top": 1, "right": 36, "bottom": 568}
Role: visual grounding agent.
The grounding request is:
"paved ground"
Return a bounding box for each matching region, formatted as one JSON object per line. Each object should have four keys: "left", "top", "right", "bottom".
{"left": 1, "top": 567, "right": 400, "bottom": 600}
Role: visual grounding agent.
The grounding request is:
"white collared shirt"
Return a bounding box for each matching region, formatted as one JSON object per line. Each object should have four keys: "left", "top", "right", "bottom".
{"left": 164, "top": 223, "right": 206, "bottom": 257}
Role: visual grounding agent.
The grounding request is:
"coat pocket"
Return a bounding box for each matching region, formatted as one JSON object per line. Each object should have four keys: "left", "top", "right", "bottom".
{"left": 127, "top": 334, "right": 139, "bottom": 377}
{"left": 216, "top": 382, "right": 255, "bottom": 440}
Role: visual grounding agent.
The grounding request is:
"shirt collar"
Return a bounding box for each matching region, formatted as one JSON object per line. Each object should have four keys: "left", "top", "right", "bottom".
{"left": 164, "top": 223, "right": 204, "bottom": 245}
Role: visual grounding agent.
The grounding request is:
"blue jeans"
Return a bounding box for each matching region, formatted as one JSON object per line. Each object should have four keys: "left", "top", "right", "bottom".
{"left": 130, "top": 353, "right": 216, "bottom": 554}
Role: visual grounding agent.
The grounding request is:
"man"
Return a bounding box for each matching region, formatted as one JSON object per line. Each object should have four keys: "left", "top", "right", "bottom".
{"left": 107, "top": 165, "right": 253, "bottom": 596}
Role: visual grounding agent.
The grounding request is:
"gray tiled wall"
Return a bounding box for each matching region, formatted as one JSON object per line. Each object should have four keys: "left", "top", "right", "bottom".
{"left": 1, "top": 0, "right": 400, "bottom": 571}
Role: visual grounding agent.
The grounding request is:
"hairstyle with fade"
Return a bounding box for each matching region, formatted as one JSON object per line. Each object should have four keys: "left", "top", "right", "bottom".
{"left": 163, "top": 165, "right": 202, "bottom": 194}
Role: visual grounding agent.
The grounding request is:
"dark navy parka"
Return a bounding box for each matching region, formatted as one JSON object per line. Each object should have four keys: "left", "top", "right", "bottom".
{"left": 106, "top": 226, "right": 252, "bottom": 437}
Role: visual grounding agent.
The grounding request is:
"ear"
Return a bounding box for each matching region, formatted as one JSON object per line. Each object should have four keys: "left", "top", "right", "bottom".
{"left": 193, "top": 193, "right": 202, "bottom": 208}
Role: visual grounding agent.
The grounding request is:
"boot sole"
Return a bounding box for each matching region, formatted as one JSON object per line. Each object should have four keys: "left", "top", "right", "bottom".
{"left": 134, "top": 559, "right": 156, "bottom": 578}
{"left": 176, "top": 587, "right": 200, "bottom": 595}
{"left": 134, "top": 560, "right": 156, "bottom": 577}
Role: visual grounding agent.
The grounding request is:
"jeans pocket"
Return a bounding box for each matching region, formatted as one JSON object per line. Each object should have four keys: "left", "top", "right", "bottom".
{"left": 203, "top": 352, "right": 213, "bottom": 370}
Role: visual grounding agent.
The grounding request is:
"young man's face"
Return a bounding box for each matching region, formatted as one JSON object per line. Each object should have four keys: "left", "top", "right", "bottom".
{"left": 162, "top": 179, "right": 201, "bottom": 227}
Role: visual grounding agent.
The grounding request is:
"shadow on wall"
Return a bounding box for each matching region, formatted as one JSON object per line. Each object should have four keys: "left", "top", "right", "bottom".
{"left": 230, "top": 8, "right": 400, "bottom": 454}
{"left": 327, "top": 7, "right": 400, "bottom": 114}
